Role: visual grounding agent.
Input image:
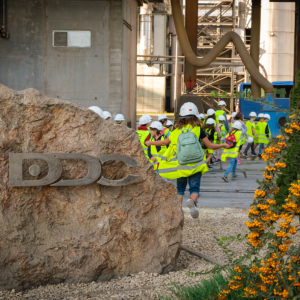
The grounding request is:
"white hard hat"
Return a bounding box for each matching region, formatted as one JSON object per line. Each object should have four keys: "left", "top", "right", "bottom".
{"left": 145, "top": 114, "right": 152, "bottom": 121}
{"left": 231, "top": 112, "right": 237, "bottom": 118}
{"left": 166, "top": 120, "right": 173, "bottom": 127}
{"left": 158, "top": 114, "right": 168, "bottom": 121}
{"left": 264, "top": 114, "right": 271, "bottom": 120}
{"left": 258, "top": 113, "right": 265, "bottom": 118}
{"left": 207, "top": 108, "right": 215, "bottom": 116}
{"left": 247, "top": 136, "right": 254, "bottom": 143}
{"left": 150, "top": 121, "right": 163, "bottom": 131}
{"left": 114, "top": 114, "right": 125, "bottom": 121}
{"left": 218, "top": 115, "right": 226, "bottom": 121}
{"left": 179, "top": 102, "right": 199, "bottom": 117}
{"left": 206, "top": 118, "right": 215, "bottom": 125}
{"left": 89, "top": 106, "right": 103, "bottom": 118}
{"left": 139, "top": 114, "right": 151, "bottom": 125}
{"left": 197, "top": 113, "right": 205, "bottom": 120}
{"left": 102, "top": 111, "right": 112, "bottom": 120}
{"left": 218, "top": 100, "right": 227, "bottom": 106}
{"left": 232, "top": 121, "right": 242, "bottom": 130}
{"left": 249, "top": 112, "right": 257, "bottom": 117}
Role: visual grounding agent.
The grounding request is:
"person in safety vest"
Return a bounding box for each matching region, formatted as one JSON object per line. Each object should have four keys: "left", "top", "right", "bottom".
{"left": 166, "top": 120, "right": 174, "bottom": 132}
{"left": 206, "top": 108, "right": 221, "bottom": 164}
{"left": 234, "top": 113, "right": 248, "bottom": 164}
{"left": 102, "top": 111, "right": 112, "bottom": 121}
{"left": 204, "top": 118, "right": 217, "bottom": 170}
{"left": 137, "top": 115, "right": 152, "bottom": 159}
{"left": 145, "top": 102, "right": 230, "bottom": 219}
{"left": 229, "top": 112, "right": 237, "bottom": 129}
{"left": 115, "top": 114, "right": 125, "bottom": 125}
{"left": 89, "top": 106, "right": 104, "bottom": 118}
{"left": 221, "top": 121, "right": 243, "bottom": 182}
{"left": 243, "top": 112, "right": 258, "bottom": 157}
{"left": 158, "top": 114, "right": 170, "bottom": 138}
{"left": 147, "top": 121, "right": 168, "bottom": 174}
{"left": 214, "top": 115, "right": 228, "bottom": 163}
{"left": 197, "top": 113, "right": 206, "bottom": 127}
{"left": 254, "top": 113, "right": 271, "bottom": 157}
{"left": 215, "top": 100, "right": 229, "bottom": 132}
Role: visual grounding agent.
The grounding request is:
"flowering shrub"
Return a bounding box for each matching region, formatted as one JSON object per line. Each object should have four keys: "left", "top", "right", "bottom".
{"left": 215, "top": 111, "right": 300, "bottom": 300}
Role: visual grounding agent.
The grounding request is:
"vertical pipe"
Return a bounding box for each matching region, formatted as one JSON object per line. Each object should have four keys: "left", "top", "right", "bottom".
{"left": 174, "top": 37, "right": 178, "bottom": 113}
{"left": 250, "top": 0, "right": 262, "bottom": 98}
{"left": 294, "top": 0, "right": 300, "bottom": 87}
{"left": 184, "top": 0, "right": 198, "bottom": 91}
{"left": 230, "top": 0, "right": 236, "bottom": 113}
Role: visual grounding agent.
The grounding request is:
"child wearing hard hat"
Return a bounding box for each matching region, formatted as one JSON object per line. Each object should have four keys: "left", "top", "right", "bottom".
{"left": 206, "top": 108, "right": 221, "bottom": 164}
{"left": 147, "top": 121, "right": 168, "bottom": 174}
{"left": 214, "top": 115, "right": 228, "bottom": 163}
{"left": 102, "top": 111, "right": 112, "bottom": 121}
{"left": 215, "top": 100, "right": 229, "bottom": 132}
{"left": 234, "top": 113, "right": 248, "bottom": 164}
{"left": 89, "top": 106, "right": 104, "bottom": 118}
{"left": 229, "top": 112, "right": 237, "bottom": 129}
{"left": 114, "top": 114, "right": 125, "bottom": 125}
{"left": 145, "top": 102, "right": 230, "bottom": 219}
{"left": 243, "top": 112, "right": 258, "bottom": 157}
{"left": 197, "top": 113, "right": 206, "bottom": 127}
{"left": 254, "top": 113, "right": 271, "bottom": 157}
{"left": 222, "top": 121, "right": 243, "bottom": 182}
{"left": 158, "top": 114, "right": 171, "bottom": 138}
{"left": 166, "top": 120, "right": 174, "bottom": 132}
{"left": 204, "top": 118, "right": 217, "bottom": 170}
{"left": 137, "top": 115, "right": 152, "bottom": 159}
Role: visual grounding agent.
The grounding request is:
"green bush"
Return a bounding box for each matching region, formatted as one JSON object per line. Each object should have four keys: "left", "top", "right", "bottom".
{"left": 275, "top": 71, "right": 300, "bottom": 206}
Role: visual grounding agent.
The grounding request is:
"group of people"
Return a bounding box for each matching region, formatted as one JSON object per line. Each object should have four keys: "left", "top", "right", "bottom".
{"left": 137, "top": 101, "right": 272, "bottom": 219}
{"left": 88, "top": 106, "right": 126, "bottom": 125}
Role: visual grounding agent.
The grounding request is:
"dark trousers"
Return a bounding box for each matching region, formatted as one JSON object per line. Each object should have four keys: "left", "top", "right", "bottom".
{"left": 244, "top": 142, "right": 255, "bottom": 154}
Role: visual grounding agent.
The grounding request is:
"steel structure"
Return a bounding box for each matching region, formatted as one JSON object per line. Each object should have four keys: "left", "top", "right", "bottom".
{"left": 182, "top": 0, "right": 252, "bottom": 113}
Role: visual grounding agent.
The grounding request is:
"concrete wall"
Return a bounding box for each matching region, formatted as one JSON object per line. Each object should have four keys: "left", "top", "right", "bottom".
{"left": 137, "top": 14, "right": 167, "bottom": 113}
{"left": 0, "top": 0, "right": 137, "bottom": 127}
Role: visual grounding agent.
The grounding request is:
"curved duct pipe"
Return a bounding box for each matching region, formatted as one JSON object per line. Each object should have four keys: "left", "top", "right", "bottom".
{"left": 170, "top": 0, "right": 274, "bottom": 95}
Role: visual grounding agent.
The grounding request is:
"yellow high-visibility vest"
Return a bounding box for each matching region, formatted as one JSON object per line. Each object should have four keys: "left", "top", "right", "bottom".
{"left": 221, "top": 130, "right": 242, "bottom": 162}
{"left": 149, "top": 136, "right": 167, "bottom": 171}
{"left": 137, "top": 130, "right": 150, "bottom": 159}
{"left": 158, "top": 125, "right": 209, "bottom": 179}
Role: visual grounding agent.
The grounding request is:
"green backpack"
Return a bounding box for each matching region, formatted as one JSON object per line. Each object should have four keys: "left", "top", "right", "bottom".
{"left": 177, "top": 128, "right": 204, "bottom": 165}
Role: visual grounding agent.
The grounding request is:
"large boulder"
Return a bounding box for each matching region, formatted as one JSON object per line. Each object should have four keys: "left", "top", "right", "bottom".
{"left": 0, "top": 84, "right": 183, "bottom": 291}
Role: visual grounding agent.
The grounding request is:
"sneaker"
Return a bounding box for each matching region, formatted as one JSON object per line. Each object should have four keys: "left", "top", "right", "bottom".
{"left": 232, "top": 175, "right": 238, "bottom": 178}
{"left": 208, "top": 165, "right": 213, "bottom": 170}
{"left": 186, "top": 199, "right": 199, "bottom": 219}
{"left": 258, "top": 154, "right": 262, "bottom": 158}
{"left": 251, "top": 153, "right": 258, "bottom": 157}
{"left": 237, "top": 158, "right": 242, "bottom": 164}
{"left": 215, "top": 159, "right": 221, "bottom": 163}
{"left": 222, "top": 175, "right": 229, "bottom": 182}
{"left": 243, "top": 152, "right": 248, "bottom": 157}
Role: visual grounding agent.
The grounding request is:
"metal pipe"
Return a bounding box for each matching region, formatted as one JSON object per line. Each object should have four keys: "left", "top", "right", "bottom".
{"left": 171, "top": 0, "right": 274, "bottom": 94}
{"left": 230, "top": 1, "right": 236, "bottom": 113}
{"left": 250, "top": 0, "right": 262, "bottom": 97}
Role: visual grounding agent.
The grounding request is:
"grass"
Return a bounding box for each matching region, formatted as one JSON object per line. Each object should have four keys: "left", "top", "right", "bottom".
{"left": 157, "top": 271, "right": 259, "bottom": 300}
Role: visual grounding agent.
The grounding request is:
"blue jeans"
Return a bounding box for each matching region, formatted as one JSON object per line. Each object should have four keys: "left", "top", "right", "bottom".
{"left": 177, "top": 172, "right": 202, "bottom": 196}
{"left": 259, "top": 143, "right": 264, "bottom": 154}
{"left": 225, "top": 158, "right": 237, "bottom": 176}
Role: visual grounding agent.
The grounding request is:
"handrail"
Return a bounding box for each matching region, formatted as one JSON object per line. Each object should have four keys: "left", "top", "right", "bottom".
{"left": 171, "top": 0, "right": 274, "bottom": 94}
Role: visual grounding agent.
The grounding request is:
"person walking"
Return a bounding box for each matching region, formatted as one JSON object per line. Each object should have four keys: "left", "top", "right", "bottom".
{"left": 215, "top": 115, "right": 228, "bottom": 163}
{"left": 254, "top": 113, "right": 271, "bottom": 156}
{"left": 137, "top": 114, "right": 152, "bottom": 159}
{"left": 243, "top": 112, "right": 258, "bottom": 157}
{"left": 222, "top": 121, "right": 243, "bottom": 182}
{"left": 158, "top": 114, "right": 171, "bottom": 138}
{"left": 234, "top": 113, "right": 248, "bottom": 164}
{"left": 145, "top": 102, "right": 229, "bottom": 219}
{"left": 215, "top": 100, "right": 229, "bottom": 132}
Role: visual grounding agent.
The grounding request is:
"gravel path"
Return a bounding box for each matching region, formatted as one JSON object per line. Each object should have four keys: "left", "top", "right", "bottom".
{"left": 2, "top": 207, "right": 299, "bottom": 300}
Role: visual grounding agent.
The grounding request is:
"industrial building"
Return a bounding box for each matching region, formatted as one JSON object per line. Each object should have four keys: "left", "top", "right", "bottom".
{"left": 0, "top": 0, "right": 298, "bottom": 126}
